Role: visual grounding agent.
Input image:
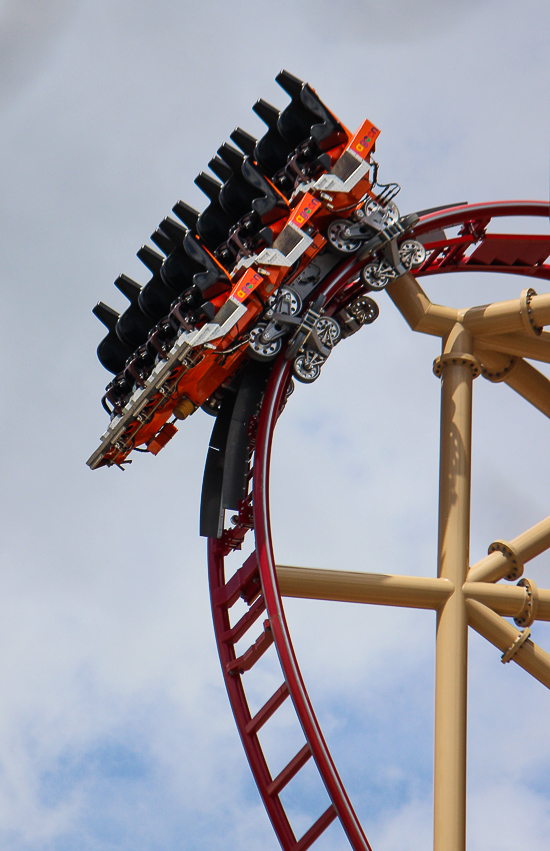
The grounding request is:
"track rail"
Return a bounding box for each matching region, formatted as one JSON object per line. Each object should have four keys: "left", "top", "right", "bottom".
{"left": 414, "top": 200, "right": 550, "bottom": 281}
{"left": 208, "top": 258, "right": 371, "bottom": 851}
{"left": 207, "top": 201, "right": 550, "bottom": 850}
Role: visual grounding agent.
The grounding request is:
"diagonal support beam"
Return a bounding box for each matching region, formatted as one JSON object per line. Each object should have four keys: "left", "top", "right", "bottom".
{"left": 466, "top": 598, "right": 550, "bottom": 688}
{"left": 468, "top": 514, "right": 550, "bottom": 583}
{"left": 385, "top": 272, "right": 458, "bottom": 337}
{"left": 475, "top": 347, "right": 550, "bottom": 419}
{"left": 386, "top": 275, "right": 550, "bottom": 341}
{"left": 276, "top": 565, "right": 453, "bottom": 609}
{"left": 476, "top": 332, "right": 550, "bottom": 363}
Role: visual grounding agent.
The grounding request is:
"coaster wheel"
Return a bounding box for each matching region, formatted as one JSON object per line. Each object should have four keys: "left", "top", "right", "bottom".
{"left": 326, "top": 219, "right": 362, "bottom": 256}
{"left": 208, "top": 200, "right": 550, "bottom": 850}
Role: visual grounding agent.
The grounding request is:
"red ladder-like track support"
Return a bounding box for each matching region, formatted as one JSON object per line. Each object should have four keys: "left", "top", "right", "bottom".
{"left": 208, "top": 201, "right": 550, "bottom": 850}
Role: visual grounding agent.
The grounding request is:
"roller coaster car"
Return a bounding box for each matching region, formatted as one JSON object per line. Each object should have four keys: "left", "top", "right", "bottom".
{"left": 88, "top": 72, "right": 425, "bottom": 471}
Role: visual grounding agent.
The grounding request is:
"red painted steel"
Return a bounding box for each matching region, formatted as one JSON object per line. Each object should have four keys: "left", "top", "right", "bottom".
{"left": 253, "top": 354, "right": 373, "bottom": 851}
{"left": 208, "top": 201, "right": 550, "bottom": 850}
{"left": 208, "top": 541, "right": 297, "bottom": 850}
{"left": 207, "top": 259, "right": 372, "bottom": 850}
{"left": 417, "top": 200, "right": 550, "bottom": 231}
{"left": 416, "top": 201, "right": 550, "bottom": 281}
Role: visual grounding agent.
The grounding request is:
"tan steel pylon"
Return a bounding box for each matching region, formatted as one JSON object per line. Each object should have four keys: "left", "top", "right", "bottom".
{"left": 274, "top": 271, "right": 550, "bottom": 851}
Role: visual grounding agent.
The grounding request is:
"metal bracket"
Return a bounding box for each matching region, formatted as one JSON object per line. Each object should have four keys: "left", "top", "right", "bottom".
{"left": 488, "top": 540, "right": 524, "bottom": 581}
{"left": 381, "top": 238, "right": 406, "bottom": 278}
{"left": 357, "top": 219, "right": 406, "bottom": 261}
{"left": 285, "top": 298, "right": 327, "bottom": 361}
{"left": 520, "top": 287, "right": 542, "bottom": 337}
{"left": 481, "top": 356, "right": 518, "bottom": 383}
{"left": 432, "top": 353, "right": 481, "bottom": 378}
{"left": 514, "top": 577, "right": 539, "bottom": 627}
{"left": 501, "top": 627, "right": 531, "bottom": 664}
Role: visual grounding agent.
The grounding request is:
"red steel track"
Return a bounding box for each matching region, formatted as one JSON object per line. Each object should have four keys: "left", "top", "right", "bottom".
{"left": 207, "top": 201, "right": 550, "bottom": 850}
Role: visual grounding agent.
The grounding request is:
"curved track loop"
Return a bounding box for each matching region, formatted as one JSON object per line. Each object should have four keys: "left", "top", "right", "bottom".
{"left": 208, "top": 259, "right": 371, "bottom": 851}
{"left": 208, "top": 201, "right": 550, "bottom": 850}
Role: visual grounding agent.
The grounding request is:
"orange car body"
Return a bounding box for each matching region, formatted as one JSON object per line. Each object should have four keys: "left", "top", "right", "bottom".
{"left": 88, "top": 118, "right": 380, "bottom": 470}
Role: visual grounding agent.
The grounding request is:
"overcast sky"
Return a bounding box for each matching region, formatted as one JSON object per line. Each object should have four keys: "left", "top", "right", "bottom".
{"left": 2, "top": 1, "right": 550, "bottom": 849}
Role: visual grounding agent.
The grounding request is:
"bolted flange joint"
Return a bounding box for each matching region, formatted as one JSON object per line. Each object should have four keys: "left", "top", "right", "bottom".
{"left": 481, "top": 356, "right": 518, "bottom": 383}
{"left": 501, "top": 627, "right": 531, "bottom": 664}
{"left": 520, "top": 287, "right": 542, "bottom": 337}
{"left": 433, "top": 353, "right": 481, "bottom": 379}
{"left": 514, "top": 577, "right": 539, "bottom": 628}
{"left": 488, "top": 539, "right": 524, "bottom": 581}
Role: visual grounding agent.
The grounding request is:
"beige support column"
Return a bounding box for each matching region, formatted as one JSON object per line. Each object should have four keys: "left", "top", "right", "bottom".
{"left": 433, "top": 323, "right": 476, "bottom": 851}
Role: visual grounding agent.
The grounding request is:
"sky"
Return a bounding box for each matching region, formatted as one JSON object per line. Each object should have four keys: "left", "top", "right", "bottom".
{"left": 1, "top": 0, "right": 550, "bottom": 849}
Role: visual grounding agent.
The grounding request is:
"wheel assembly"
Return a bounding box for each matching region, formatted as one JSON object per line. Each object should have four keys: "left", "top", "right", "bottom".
{"left": 248, "top": 324, "right": 283, "bottom": 360}
{"left": 269, "top": 287, "right": 303, "bottom": 317}
{"left": 360, "top": 260, "right": 397, "bottom": 290}
{"left": 315, "top": 315, "right": 341, "bottom": 345}
{"left": 398, "top": 238, "right": 426, "bottom": 269}
{"left": 350, "top": 295, "right": 379, "bottom": 325}
{"left": 326, "top": 219, "right": 362, "bottom": 255}
{"left": 292, "top": 351, "right": 324, "bottom": 383}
